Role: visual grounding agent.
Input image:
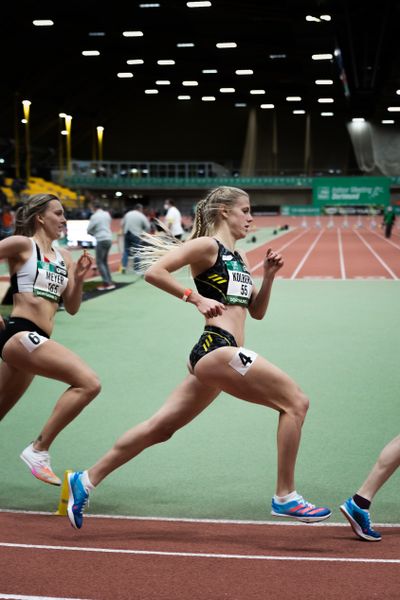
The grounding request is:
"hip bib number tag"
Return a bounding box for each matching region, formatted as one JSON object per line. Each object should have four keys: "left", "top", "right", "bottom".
{"left": 226, "top": 260, "right": 252, "bottom": 305}
{"left": 229, "top": 347, "right": 258, "bottom": 376}
{"left": 19, "top": 331, "right": 49, "bottom": 353}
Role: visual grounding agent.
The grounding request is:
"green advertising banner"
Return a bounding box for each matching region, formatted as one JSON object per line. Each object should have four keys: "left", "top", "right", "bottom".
{"left": 312, "top": 177, "right": 390, "bottom": 206}
{"left": 281, "top": 206, "right": 321, "bottom": 216}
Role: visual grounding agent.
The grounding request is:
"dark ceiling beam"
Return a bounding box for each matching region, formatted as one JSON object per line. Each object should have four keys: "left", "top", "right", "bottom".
{"left": 343, "top": 0, "right": 359, "bottom": 90}
{"left": 370, "top": 0, "right": 391, "bottom": 89}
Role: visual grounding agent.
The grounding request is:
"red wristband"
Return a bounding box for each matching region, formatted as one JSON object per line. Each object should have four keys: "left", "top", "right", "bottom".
{"left": 182, "top": 288, "right": 193, "bottom": 302}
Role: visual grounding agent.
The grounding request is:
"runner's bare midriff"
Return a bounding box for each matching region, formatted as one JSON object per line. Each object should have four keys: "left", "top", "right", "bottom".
{"left": 10, "top": 293, "right": 58, "bottom": 336}
{"left": 205, "top": 304, "right": 247, "bottom": 346}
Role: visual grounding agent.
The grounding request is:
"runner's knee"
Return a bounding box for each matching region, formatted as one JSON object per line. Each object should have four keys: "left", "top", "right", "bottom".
{"left": 81, "top": 373, "right": 101, "bottom": 404}
{"left": 285, "top": 388, "right": 309, "bottom": 421}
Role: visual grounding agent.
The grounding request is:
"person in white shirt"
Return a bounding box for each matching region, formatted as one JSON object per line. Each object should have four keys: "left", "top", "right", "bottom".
{"left": 164, "top": 199, "right": 184, "bottom": 240}
{"left": 87, "top": 201, "right": 115, "bottom": 291}
{"left": 121, "top": 204, "right": 151, "bottom": 273}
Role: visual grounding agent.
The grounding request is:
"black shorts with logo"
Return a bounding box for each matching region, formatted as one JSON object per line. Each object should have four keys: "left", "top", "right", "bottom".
{"left": 0, "top": 317, "right": 49, "bottom": 359}
{"left": 189, "top": 325, "right": 237, "bottom": 370}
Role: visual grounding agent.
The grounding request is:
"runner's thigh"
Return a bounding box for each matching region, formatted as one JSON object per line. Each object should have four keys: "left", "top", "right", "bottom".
{"left": 193, "top": 347, "right": 302, "bottom": 411}
{"left": 3, "top": 333, "right": 97, "bottom": 386}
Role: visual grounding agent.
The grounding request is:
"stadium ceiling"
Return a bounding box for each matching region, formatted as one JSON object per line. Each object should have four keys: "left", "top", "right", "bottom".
{"left": 2, "top": 0, "right": 400, "bottom": 130}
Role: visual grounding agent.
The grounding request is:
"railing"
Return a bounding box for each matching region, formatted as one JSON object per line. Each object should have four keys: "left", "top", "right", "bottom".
{"left": 61, "top": 175, "right": 314, "bottom": 189}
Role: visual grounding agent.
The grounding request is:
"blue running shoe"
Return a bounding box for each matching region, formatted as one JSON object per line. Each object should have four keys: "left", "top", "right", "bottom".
{"left": 340, "top": 498, "right": 381, "bottom": 541}
{"left": 271, "top": 495, "right": 332, "bottom": 522}
{"left": 67, "top": 471, "right": 89, "bottom": 530}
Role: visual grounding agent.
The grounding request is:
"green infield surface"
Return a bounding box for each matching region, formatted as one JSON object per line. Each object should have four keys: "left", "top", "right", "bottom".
{"left": 0, "top": 275, "right": 398, "bottom": 524}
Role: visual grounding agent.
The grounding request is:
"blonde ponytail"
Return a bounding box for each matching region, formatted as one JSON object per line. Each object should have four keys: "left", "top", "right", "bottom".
{"left": 134, "top": 186, "right": 248, "bottom": 271}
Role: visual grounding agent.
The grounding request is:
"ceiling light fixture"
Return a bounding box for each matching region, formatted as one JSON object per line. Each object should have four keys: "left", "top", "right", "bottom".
{"left": 123, "top": 31, "right": 144, "bottom": 37}
{"left": 187, "top": 1, "right": 212, "bottom": 7}
{"left": 216, "top": 42, "right": 237, "bottom": 49}
{"left": 33, "top": 20, "right": 54, "bottom": 26}
{"left": 312, "top": 53, "right": 333, "bottom": 60}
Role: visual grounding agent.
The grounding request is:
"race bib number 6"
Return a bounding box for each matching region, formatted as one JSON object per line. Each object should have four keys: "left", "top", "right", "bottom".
{"left": 19, "top": 331, "right": 49, "bottom": 353}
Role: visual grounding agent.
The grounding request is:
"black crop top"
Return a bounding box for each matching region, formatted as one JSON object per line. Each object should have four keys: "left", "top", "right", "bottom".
{"left": 194, "top": 240, "right": 253, "bottom": 307}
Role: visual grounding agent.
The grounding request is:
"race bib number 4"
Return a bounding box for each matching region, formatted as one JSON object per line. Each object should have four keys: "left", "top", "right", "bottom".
{"left": 226, "top": 260, "right": 252, "bottom": 305}
{"left": 229, "top": 347, "right": 258, "bottom": 376}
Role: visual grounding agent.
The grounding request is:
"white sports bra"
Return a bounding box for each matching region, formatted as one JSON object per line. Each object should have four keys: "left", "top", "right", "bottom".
{"left": 11, "top": 238, "right": 68, "bottom": 303}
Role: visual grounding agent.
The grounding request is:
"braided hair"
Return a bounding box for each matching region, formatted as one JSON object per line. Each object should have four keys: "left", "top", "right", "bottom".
{"left": 187, "top": 186, "right": 248, "bottom": 240}
{"left": 135, "top": 186, "right": 248, "bottom": 272}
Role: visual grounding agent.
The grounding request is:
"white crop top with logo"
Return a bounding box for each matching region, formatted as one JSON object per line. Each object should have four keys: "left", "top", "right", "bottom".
{"left": 11, "top": 238, "right": 68, "bottom": 303}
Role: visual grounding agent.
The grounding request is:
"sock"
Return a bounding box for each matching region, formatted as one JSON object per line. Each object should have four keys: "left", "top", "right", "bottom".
{"left": 353, "top": 494, "right": 370, "bottom": 510}
{"left": 274, "top": 490, "right": 299, "bottom": 504}
{"left": 81, "top": 470, "right": 95, "bottom": 492}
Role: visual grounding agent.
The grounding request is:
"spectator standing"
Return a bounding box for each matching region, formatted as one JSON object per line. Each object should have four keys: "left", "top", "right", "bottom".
{"left": 121, "top": 204, "right": 151, "bottom": 273}
{"left": 383, "top": 206, "right": 396, "bottom": 239}
{"left": 164, "top": 199, "right": 184, "bottom": 240}
{"left": 0, "top": 205, "right": 15, "bottom": 239}
{"left": 87, "top": 201, "right": 115, "bottom": 291}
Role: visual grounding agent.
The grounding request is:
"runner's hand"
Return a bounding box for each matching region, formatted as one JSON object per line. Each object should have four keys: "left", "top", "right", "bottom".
{"left": 75, "top": 250, "right": 94, "bottom": 280}
{"left": 192, "top": 295, "right": 226, "bottom": 318}
{"left": 264, "top": 248, "right": 284, "bottom": 276}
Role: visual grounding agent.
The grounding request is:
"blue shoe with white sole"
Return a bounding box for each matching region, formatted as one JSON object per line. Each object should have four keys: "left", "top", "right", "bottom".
{"left": 340, "top": 497, "right": 381, "bottom": 541}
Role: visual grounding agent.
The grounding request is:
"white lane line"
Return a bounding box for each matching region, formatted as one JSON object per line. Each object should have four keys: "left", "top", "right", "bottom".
{"left": 368, "top": 229, "right": 400, "bottom": 251}
{"left": 354, "top": 230, "right": 398, "bottom": 280}
{"left": 0, "top": 542, "right": 399, "bottom": 564}
{"left": 250, "top": 229, "right": 310, "bottom": 272}
{"left": 290, "top": 230, "right": 324, "bottom": 279}
{"left": 337, "top": 228, "right": 346, "bottom": 280}
{"left": 0, "top": 508, "right": 399, "bottom": 528}
{"left": 0, "top": 595, "right": 91, "bottom": 600}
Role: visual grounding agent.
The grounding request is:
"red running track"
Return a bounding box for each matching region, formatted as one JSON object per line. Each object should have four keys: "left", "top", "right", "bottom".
{"left": 247, "top": 223, "right": 400, "bottom": 280}
{"left": 0, "top": 512, "right": 399, "bottom": 600}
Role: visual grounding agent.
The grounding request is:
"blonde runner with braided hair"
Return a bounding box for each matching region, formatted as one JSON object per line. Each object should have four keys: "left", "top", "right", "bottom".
{"left": 67, "top": 183, "right": 331, "bottom": 530}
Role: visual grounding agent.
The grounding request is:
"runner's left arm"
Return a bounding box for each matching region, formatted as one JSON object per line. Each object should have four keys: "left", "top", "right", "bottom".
{"left": 61, "top": 250, "right": 93, "bottom": 314}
